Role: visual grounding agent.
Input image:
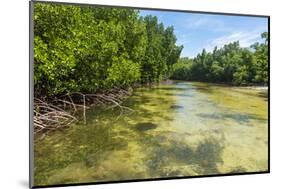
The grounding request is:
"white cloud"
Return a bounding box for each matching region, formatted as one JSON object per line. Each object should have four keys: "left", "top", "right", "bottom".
{"left": 184, "top": 16, "right": 226, "bottom": 32}
{"left": 205, "top": 31, "right": 261, "bottom": 52}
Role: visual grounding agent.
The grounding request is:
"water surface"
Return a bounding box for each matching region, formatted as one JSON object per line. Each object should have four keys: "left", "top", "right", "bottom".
{"left": 34, "top": 81, "right": 268, "bottom": 185}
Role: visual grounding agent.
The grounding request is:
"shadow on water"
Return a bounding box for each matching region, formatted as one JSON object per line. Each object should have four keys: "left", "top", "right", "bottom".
{"left": 164, "top": 93, "right": 194, "bottom": 97}
{"left": 139, "top": 132, "right": 228, "bottom": 177}
{"left": 195, "top": 138, "right": 224, "bottom": 174}
{"left": 196, "top": 112, "right": 267, "bottom": 124}
{"left": 134, "top": 122, "right": 158, "bottom": 132}
{"left": 170, "top": 105, "right": 184, "bottom": 109}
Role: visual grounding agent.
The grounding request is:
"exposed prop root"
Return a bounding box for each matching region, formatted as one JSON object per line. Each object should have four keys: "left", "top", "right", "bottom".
{"left": 33, "top": 88, "right": 134, "bottom": 134}
{"left": 34, "top": 98, "right": 78, "bottom": 134}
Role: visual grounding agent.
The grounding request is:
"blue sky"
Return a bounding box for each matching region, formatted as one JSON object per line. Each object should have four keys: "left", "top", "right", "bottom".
{"left": 139, "top": 10, "right": 268, "bottom": 58}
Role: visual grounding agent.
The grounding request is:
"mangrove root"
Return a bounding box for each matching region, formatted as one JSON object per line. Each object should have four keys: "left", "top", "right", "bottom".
{"left": 34, "top": 98, "right": 78, "bottom": 134}
{"left": 33, "top": 88, "right": 134, "bottom": 134}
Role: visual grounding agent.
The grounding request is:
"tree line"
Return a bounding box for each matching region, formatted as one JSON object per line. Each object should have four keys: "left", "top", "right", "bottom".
{"left": 171, "top": 32, "right": 268, "bottom": 85}
{"left": 34, "top": 3, "right": 183, "bottom": 97}
{"left": 34, "top": 2, "right": 268, "bottom": 100}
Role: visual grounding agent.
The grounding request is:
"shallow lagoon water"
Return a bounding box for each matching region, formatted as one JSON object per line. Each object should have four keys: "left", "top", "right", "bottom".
{"left": 34, "top": 81, "right": 268, "bottom": 185}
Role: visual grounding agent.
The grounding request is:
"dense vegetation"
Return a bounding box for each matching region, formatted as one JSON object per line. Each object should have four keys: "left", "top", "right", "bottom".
{"left": 34, "top": 3, "right": 182, "bottom": 97}
{"left": 171, "top": 32, "right": 268, "bottom": 85}
{"left": 34, "top": 3, "right": 268, "bottom": 100}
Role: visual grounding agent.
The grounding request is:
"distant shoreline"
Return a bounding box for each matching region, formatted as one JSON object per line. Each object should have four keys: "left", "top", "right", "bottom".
{"left": 161, "top": 80, "right": 268, "bottom": 89}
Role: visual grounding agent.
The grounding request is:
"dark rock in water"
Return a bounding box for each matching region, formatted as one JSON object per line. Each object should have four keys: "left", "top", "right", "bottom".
{"left": 170, "top": 105, "right": 184, "bottom": 109}
{"left": 135, "top": 122, "right": 158, "bottom": 132}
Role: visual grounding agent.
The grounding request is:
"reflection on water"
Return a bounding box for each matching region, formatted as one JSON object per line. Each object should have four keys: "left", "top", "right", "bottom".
{"left": 34, "top": 81, "right": 268, "bottom": 186}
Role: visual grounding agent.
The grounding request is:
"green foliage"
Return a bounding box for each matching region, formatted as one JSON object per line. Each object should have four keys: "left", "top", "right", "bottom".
{"left": 140, "top": 16, "right": 183, "bottom": 83}
{"left": 171, "top": 58, "right": 193, "bottom": 80}
{"left": 33, "top": 3, "right": 182, "bottom": 97}
{"left": 171, "top": 33, "right": 268, "bottom": 86}
{"left": 34, "top": 2, "right": 267, "bottom": 98}
{"left": 106, "top": 58, "right": 141, "bottom": 87}
{"left": 251, "top": 32, "right": 268, "bottom": 84}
